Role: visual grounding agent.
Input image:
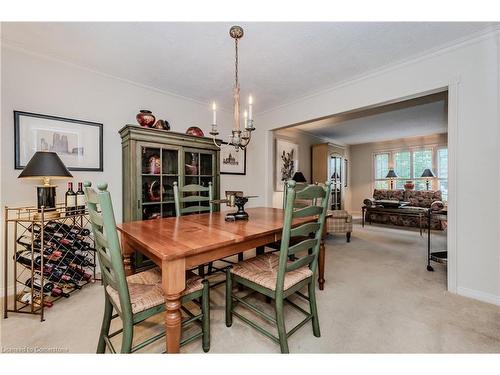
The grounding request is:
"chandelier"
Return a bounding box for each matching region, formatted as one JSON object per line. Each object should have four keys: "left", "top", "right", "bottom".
{"left": 210, "top": 25, "right": 255, "bottom": 151}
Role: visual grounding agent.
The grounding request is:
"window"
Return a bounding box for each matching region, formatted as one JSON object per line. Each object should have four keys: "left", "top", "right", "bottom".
{"left": 374, "top": 153, "right": 389, "bottom": 189}
{"left": 373, "top": 146, "right": 448, "bottom": 200}
{"left": 413, "top": 149, "right": 433, "bottom": 190}
{"left": 437, "top": 148, "right": 448, "bottom": 201}
{"left": 394, "top": 151, "right": 410, "bottom": 189}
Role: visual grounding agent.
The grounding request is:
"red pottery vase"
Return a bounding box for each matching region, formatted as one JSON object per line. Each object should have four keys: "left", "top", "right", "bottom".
{"left": 136, "top": 110, "right": 156, "bottom": 127}
{"left": 185, "top": 126, "right": 204, "bottom": 137}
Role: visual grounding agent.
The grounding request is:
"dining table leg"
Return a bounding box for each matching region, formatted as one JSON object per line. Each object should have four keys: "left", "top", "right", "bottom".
{"left": 162, "top": 258, "right": 186, "bottom": 353}
{"left": 121, "top": 233, "right": 135, "bottom": 276}
{"left": 318, "top": 224, "right": 327, "bottom": 290}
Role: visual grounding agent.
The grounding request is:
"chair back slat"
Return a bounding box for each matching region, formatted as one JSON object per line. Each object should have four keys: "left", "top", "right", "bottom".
{"left": 88, "top": 209, "right": 104, "bottom": 227}
{"left": 173, "top": 181, "right": 213, "bottom": 217}
{"left": 181, "top": 205, "right": 211, "bottom": 214}
{"left": 275, "top": 180, "right": 332, "bottom": 293}
{"left": 285, "top": 254, "right": 316, "bottom": 272}
{"left": 83, "top": 181, "right": 133, "bottom": 319}
{"left": 290, "top": 222, "right": 320, "bottom": 238}
{"left": 295, "top": 185, "right": 326, "bottom": 200}
{"left": 181, "top": 195, "right": 211, "bottom": 203}
{"left": 94, "top": 228, "right": 110, "bottom": 250}
{"left": 287, "top": 238, "right": 318, "bottom": 256}
{"left": 292, "top": 205, "right": 323, "bottom": 219}
{"left": 182, "top": 184, "right": 210, "bottom": 192}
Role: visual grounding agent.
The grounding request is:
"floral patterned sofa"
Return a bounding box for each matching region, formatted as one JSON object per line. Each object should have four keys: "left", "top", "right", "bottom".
{"left": 363, "top": 189, "right": 444, "bottom": 230}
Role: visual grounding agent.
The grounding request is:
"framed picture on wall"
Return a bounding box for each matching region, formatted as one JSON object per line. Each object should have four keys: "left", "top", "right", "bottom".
{"left": 275, "top": 138, "right": 299, "bottom": 192}
{"left": 219, "top": 142, "right": 246, "bottom": 175}
{"left": 14, "top": 111, "right": 103, "bottom": 171}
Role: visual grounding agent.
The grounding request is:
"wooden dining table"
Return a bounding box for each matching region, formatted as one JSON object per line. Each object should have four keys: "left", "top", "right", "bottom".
{"left": 116, "top": 207, "right": 330, "bottom": 353}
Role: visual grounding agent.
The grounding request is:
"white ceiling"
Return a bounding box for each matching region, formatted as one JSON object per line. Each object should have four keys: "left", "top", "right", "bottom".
{"left": 2, "top": 22, "right": 498, "bottom": 112}
{"left": 294, "top": 100, "right": 447, "bottom": 145}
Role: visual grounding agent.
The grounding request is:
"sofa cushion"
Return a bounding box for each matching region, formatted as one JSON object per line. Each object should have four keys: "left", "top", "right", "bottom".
{"left": 406, "top": 190, "right": 442, "bottom": 208}
{"left": 373, "top": 189, "right": 405, "bottom": 202}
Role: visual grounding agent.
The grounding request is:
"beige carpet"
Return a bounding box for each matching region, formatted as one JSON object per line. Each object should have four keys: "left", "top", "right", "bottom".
{"left": 2, "top": 221, "right": 500, "bottom": 353}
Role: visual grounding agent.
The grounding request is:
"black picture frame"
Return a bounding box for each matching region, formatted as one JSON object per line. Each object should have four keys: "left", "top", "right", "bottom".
{"left": 219, "top": 142, "right": 247, "bottom": 175}
{"left": 14, "top": 111, "right": 103, "bottom": 171}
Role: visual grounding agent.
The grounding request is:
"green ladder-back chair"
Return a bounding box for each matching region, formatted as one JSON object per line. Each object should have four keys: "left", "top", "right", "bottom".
{"left": 173, "top": 181, "right": 239, "bottom": 277}
{"left": 84, "top": 182, "right": 210, "bottom": 353}
{"left": 173, "top": 181, "right": 215, "bottom": 277}
{"left": 225, "top": 180, "right": 331, "bottom": 353}
{"left": 265, "top": 182, "right": 310, "bottom": 254}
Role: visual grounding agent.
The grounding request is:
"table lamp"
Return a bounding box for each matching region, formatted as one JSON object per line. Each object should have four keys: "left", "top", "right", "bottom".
{"left": 18, "top": 151, "right": 73, "bottom": 218}
{"left": 421, "top": 168, "right": 435, "bottom": 190}
{"left": 385, "top": 169, "right": 398, "bottom": 189}
{"left": 292, "top": 171, "right": 307, "bottom": 183}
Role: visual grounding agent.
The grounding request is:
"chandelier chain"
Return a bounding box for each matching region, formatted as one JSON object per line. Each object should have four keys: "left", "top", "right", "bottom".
{"left": 235, "top": 38, "right": 239, "bottom": 88}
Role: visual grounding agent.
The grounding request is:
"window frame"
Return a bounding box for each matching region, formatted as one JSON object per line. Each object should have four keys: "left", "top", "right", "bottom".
{"left": 372, "top": 144, "right": 448, "bottom": 200}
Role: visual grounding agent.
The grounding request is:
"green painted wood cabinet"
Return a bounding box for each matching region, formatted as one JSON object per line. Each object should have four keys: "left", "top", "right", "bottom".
{"left": 119, "top": 125, "right": 220, "bottom": 269}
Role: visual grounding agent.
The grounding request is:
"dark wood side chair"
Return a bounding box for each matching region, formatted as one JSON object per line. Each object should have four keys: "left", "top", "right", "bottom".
{"left": 225, "top": 180, "right": 331, "bottom": 353}
{"left": 84, "top": 181, "right": 210, "bottom": 353}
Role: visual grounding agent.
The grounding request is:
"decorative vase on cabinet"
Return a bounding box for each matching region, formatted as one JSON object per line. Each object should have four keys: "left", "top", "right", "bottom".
{"left": 120, "top": 124, "right": 221, "bottom": 270}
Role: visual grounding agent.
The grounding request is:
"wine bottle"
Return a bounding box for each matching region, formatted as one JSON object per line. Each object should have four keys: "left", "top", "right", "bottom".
{"left": 18, "top": 292, "right": 53, "bottom": 308}
{"left": 15, "top": 250, "right": 57, "bottom": 273}
{"left": 76, "top": 182, "right": 86, "bottom": 214}
{"left": 45, "top": 267, "right": 82, "bottom": 289}
{"left": 25, "top": 276, "right": 70, "bottom": 298}
{"left": 50, "top": 221, "right": 91, "bottom": 237}
{"left": 65, "top": 182, "right": 77, "bottom": 216}
{"left": 17, "top": 236, "right": 62, "bottom": 258}
{"left": 58, "top": 264, "right": 92, "bottom": 282}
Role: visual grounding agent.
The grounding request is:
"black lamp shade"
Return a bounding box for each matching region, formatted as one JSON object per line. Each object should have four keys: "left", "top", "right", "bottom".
{"left": 18, "top": 151, "right": 72, "bottom": 179}
{"left": 421, "top": 168, "right": 435, "bottom": 178}
{"left": 292, "top": 172, "right": 307, "bottom": 183}
{"left": 386, "top": 169, "right": 398, "bottom": 179}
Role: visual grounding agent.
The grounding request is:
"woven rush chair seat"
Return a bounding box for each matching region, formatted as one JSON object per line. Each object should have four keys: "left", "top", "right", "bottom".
{"left": 106, "top": 268, "right": 204, "bottom": 314}
{"left": 231, "top": 253, "right": 313, "bottom": 291}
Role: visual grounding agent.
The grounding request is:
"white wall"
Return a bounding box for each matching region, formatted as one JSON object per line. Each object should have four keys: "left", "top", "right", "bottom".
{"left": 254, "top": 32, "right": 500, "bottom": 305}
{"left": 349, "top": 133, "right": 448, "bottom": 213}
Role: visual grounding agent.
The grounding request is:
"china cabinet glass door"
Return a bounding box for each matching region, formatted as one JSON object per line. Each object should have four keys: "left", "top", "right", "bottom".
{"left": 139, "top": 144, "right": 180, "bottom": 220}
{"left": 184, "top": 149, "right": 215, "bottom": 210}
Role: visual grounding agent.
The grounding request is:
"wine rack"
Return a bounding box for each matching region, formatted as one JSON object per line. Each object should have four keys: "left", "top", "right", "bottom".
{"left": 3, "top": 204, "right": 99, "bottom": 322}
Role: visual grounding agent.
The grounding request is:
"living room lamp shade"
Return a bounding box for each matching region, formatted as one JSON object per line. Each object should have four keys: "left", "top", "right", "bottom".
{"left": 421, "top": 168, "right": 435, "bottom": 178}
{"left": 292, "top": 171, "right": 307, "bottom": 183}
{"left": 18, "top": 151, "right": 73, "bottom": 216}
{"left": 385, "top": 168, "right": 398, "bottom": 189}
{"left": 421, "top": 168, "right": 435, "bottom": 190}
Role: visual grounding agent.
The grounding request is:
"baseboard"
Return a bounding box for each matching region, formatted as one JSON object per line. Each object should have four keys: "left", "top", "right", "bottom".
{"left": 456, "top": 286, "right": 500, "bottom": 306}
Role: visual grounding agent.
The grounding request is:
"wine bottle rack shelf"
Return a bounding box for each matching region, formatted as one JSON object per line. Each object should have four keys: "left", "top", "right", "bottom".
{"left": 3, "top": 204, "right": 100, "bottom": 322}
